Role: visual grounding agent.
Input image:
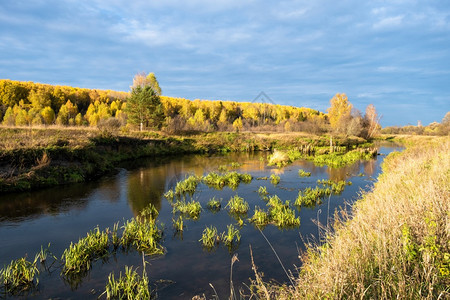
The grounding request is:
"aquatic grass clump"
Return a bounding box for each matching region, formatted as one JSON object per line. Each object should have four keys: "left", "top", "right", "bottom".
{"left": 270, "top": 174, "right": 280, "bottom": 186}
{"left": 226, "top": 195, "right": 249, "bottom": 214}
{"left": 103, "top": 266, "right": 150, "bottom": 299}
{"left": 164, "top": 189, "right": 174, "bottom": 202}
{"left": 207, "top": 197, "right": 221, "bottom": 212}
{"left": 172, "top": 199, "right": 202, "bottom": 219}
{"left": 203, "top": 171, "right": 252, "bottom": 190}
{"left": 295, "top": 187, "right": 331, "bottom": 208}
{"left": 249, "top": 206, "right": 270, "bottom": 228}
{"left": 174, "top": 175, "right": 201, "bottom": 197}
{"left": 0, "top": 257, "right": 39, "bottom": 294}
{"left": 313, "top": 149, "right": 376, "bottom": 168}
{"left": 173, "top": 215, "right": 184, "bottom": 232}
{"left": 267, "top": 196, "right": 300, "bottom": 228}
{"left": 268, "top": 150, "right": 290, "bottom": 167}
{"left": 317, "top": 179, "right": 352, "bottom": 194}
{"left": 61, "top": 226, "right": 109, "bottom": 275}
{"left": 257, "top": 186, "right": 269, "bottom": 201}
{"left": 221, "top": 224, "right": 241, "bottom": 249}
{"left": 199, "top": 226, "right": 220, "bottom": 249}
{"left": 121, "top": 218, "right": 164, "bottom": 256}
{"left": 298, "top": 169, "right": 311, "bottom": 177}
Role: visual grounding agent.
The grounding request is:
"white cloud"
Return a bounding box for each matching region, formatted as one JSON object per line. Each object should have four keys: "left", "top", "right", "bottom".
{"left": 373, "top": 15, "right": 404, "bottom": 29}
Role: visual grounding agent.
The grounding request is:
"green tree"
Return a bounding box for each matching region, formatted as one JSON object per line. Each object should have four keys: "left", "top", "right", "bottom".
{"left": 126, "top": 85, "right": 164, "bottom": 131}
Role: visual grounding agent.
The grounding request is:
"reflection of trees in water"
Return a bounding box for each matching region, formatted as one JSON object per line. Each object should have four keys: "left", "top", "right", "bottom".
{"left": 125, "top": 152, "right": 268, "bottom": 216}
{"left": 362, "top": 159, "right": 376, "bottom": 177}
{"left": 327, "top": 162, "right": 360, "bottom": 182}
{"left": 0, "top": 174, "right": 124, "bottom": 223}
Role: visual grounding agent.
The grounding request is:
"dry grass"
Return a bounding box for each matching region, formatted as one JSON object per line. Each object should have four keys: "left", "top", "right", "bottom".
{"left": 254, "top": 136, "right": 450, "bottom": 299}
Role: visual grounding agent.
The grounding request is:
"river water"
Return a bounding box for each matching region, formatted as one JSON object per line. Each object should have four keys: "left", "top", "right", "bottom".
{"left": 0, "top": 143, "right": 402, "bottom": 299}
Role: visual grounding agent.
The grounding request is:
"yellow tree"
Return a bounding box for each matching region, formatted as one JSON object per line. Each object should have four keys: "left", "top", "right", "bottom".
{"left": 327, "top": 93, "right": 352, "bottom": 133}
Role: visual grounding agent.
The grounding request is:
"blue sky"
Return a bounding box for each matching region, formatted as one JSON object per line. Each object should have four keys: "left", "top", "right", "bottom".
{"left": 1, "top": 0, "right": 449, "bottom": 126}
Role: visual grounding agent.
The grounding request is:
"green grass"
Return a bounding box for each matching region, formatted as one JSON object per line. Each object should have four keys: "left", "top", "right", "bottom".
{"left": 270, "top": 174, "right": 280, "bottom": 186}
{"left": 174, "top": 175, "right": 201, "bottom": 197}
{"left": 249, "top": 206, "right": 270, "bottom": 228}
{"left": 295, "top": 186, "right": 330, "bottom": 208}
{"left": 121, "top": 206, "right": 164, "bottom": 255}
{"left": 103, "top": 266, "right": 150, "bottom": 299}
{"left": 61, "top": 226, "right": 109, "bottom": 276}
{"left": 267, "top": 196, "right": 300, "bottom": 228}
{"left": 298, "top": 169, "right": 311, "bottom": 177}
{"left": 317, "top": 179, "right": 352, "bottom": 194}
{"left": 313, "top": 149, "right": 376, "bottom": 168}
{"left": 206, "top": 196, "right": 221, "bottom": 212}
{"left": 221, "top": 224, "right": 241, "bottom": 249}
{"left": 199, "top": 226, "right": 220, "bottom": 249}
{"left": 172, "top": 199, "right": 202, "bottom": 220}
{"left": 172, "top": 215, "right": 184, "bottom": 232}
{"left": 257, "top": 186, "right": 269, "bottom": 201}
{"left": 202, "top": 171, "right": 252, "bottom": 190}
{"left": 0, "top": 257, "right": 39, "bottom": 294}
{"left": 226, "top": 195, "right": 249, "bottom": 214}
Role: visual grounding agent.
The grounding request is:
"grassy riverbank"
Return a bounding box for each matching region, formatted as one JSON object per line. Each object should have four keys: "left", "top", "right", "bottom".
{"left": 0, "top": 127, "right": 369, "bottom": 193}
{"left": 252, "top": 136, "right": 449, "bottom": 299}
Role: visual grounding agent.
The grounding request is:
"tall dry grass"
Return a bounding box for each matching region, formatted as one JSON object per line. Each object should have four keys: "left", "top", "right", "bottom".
{"left": 255, "top": 137, "right": 449, "bottom": 299}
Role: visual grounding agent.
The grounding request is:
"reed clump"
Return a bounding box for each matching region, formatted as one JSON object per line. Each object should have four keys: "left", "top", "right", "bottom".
{"left": 298, "top": 169, "right": 311, "bottom": 177}
{"left": 221, "top": 224, "right": 241, "bottom": 249}
{"left": 202, "top": 171, "right": 252, "bottom": 190}
{"left": 174, "top": 175, "right": 201, "bottom": 197}
{"left": 249, "top": 206, "right": 270, "bottom": 228}
{"left": 257, "top": 186, "right": 269, "bottom": 201}
{"left": 267, "top": 196, "right": 300, "bottom": 228}
{"left": 269, "top": 174, "right": 280, "bottom": 186}
{"left": 172, "top": 199, "right": 202, "bottom": 220}
{"left": 226, "top": 195, "right": 249, "bottom": 215}
{"left": 267, "top": 150, "right": 290, "bottom": 167}
{"left": 199, "top": 226, "right": 220, "bottom": 249}
{"left": 261, "top": 137, "right": 450, "bottom": 299}
{"left": 61, "top": 226, "right": 109, "bottom": 276}
{"left": 206, "top": 196, "right": 221, "bottom": 212}
{"left": 103, "top": 266, "right": 150, "bottom": 299}
{"left": 0, "top": 257, "right": 39, "bottom": 295}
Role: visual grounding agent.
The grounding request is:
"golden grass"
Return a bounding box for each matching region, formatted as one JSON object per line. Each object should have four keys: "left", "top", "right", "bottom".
{"left": 255, "top": 136, "right": 450, "bottom": 299}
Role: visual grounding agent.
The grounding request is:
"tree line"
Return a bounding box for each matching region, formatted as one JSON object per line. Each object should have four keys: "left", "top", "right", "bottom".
{"left": 0, "top": 74, "right": 395, "bottom": 138}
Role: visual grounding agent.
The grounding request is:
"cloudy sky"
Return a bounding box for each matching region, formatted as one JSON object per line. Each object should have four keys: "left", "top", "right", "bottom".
{"left": 1, "top": 0, "right": 449, "bottom": 126}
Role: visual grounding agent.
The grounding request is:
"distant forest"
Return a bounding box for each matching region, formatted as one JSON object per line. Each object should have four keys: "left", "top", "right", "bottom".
{"left": 1, "top": 78, "right": 448, "bottom": 136}
{"left": 0, "top": 79, "right": 327, "bottom": 133}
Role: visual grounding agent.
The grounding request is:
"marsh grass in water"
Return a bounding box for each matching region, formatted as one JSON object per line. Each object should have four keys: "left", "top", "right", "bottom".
{"left": 202, "top": 171, "right": 252, "bottom": 190}
{"left": 295, "top": 187, "right": 330, "bottom": 208}
{"left": 199, "top": 226, "right": 220, "bottom": 250}
{"left": 172, "top": 199, "right": 202, "bottom": 220}
{"left": 206, "top": 196, "right": 221, "bottom": 212}
{"left": 298, "top": 169, "right": 311, "bottom": 177}
{"left": 269, "top": 174, "right": 280, "bottom": 186}
{"left": 0, "top": 256, "right": 39, "bottom": 295}
{"left": 313, "top": 149, "right": 376, "bottom": 168}
{"left": 172, "top": 215, "right": 184, "bottom": 232}
{"left": 267, "top": 196, "right": 300, "bottom": 228}
{"left": 226, "top": 195, "right": 249, "bottom": 214}
{"left": 257, "top": 186, "right": 269, "bottom": 201}
{"left": 317, "top": 179, "right": 352, "bottom": 194}
{"left": 174, "top": 175, "right": 201, "bottom": 197}
{"left": 103, "top": 266, "right": 150, "bottom": 299}
{"left": 61, "top": 226, "right": 109, "bottom": 276}
{"left": 249, "top": 206, "right": 270, "bottom": 228}
{"left": 221, "top": 224, "right": 241, "bottom": 250}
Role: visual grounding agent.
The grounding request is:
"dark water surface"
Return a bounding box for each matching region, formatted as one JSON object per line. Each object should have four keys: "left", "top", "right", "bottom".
{"left": 0, "top": 143, "right": 403, "bottom": 299}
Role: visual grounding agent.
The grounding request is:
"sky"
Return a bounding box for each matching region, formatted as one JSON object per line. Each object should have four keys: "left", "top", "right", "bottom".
{"left": 1, "top": 0, "right": 449, "bottom": 126}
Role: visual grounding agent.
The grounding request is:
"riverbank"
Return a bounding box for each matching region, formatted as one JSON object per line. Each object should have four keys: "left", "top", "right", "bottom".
{"left": 253, "top": 136, "right": 449, "bottom": 299}
{"left": 0, "top": 127, "right": 370, "bottom": 193}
